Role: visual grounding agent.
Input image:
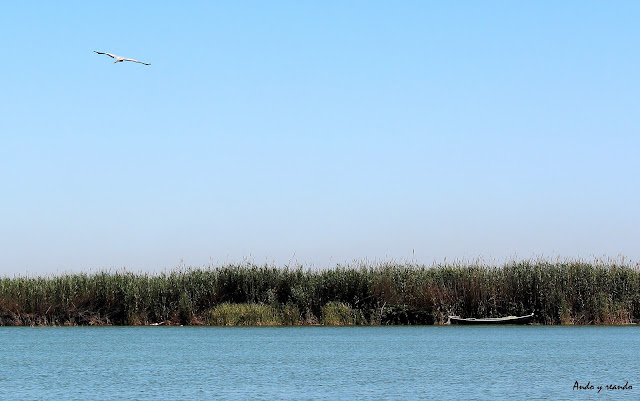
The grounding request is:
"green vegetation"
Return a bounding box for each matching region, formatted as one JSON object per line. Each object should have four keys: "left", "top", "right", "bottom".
{"left": 207, "top": 303, "right": 300, "bottom": 326}
{"left": 1, "top": 260, "right": 639, "bottom": 326}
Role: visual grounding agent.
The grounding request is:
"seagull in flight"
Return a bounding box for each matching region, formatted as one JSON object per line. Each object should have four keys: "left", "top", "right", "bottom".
{"left": 94, "top": 51, "right": 151, "bottom": 65}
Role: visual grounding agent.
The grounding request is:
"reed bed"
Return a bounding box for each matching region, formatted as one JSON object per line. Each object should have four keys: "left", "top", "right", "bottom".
{"left": 1, "top": 260, "right": 638, "bottom": 326}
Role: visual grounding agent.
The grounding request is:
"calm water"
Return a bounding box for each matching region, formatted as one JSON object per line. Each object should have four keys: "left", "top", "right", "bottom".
{"left": 1, "top": 326, "right": 638, "bottom": 400}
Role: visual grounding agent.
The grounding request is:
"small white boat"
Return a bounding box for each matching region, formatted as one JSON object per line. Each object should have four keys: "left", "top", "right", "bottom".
{"left": 448, "top": 313, "right": 535, "bottom": 325}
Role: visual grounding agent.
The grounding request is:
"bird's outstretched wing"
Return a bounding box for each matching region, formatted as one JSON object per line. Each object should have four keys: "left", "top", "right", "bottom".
{"left": 122, "top": 58, "right": 151, "bottom": 66}
{"left": 94, "top": 51, "right": 117, "bottom": 59}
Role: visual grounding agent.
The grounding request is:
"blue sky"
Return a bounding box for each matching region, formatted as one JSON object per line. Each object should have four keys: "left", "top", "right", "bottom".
{"left": 1, "top": 2, "right": 638, "bottom": 274}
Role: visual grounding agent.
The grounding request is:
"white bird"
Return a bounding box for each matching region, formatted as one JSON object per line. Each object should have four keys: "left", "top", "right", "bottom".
{"left": 94, "top": 51, "right": 151, "bottom": 65}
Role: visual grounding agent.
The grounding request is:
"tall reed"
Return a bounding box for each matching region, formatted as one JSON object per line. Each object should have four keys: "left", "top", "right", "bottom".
{"left": 1, "top": 260, "right": 638, "bottom": 325}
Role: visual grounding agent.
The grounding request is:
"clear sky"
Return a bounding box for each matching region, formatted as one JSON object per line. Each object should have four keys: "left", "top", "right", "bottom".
{"left": 1, "top": 2, "right": 638, "bottom": 275}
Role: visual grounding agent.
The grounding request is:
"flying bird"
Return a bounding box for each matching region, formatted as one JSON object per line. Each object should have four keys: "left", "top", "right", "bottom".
{"left": 94, "top": 51, "right": 151, "bottom": 65}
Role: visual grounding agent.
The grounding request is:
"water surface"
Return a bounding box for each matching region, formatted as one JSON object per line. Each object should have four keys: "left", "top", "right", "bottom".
{"left": 1, "top": 326, "right": 637, "bottom": 400}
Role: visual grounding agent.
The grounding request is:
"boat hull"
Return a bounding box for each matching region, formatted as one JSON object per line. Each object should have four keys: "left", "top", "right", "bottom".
{"left": 448, "top": 313, "right": 534, "bottom": 325}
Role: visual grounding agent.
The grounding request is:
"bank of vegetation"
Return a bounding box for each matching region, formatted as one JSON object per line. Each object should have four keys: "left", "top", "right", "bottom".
{"left": 1, "top": 260, "right": 638, "bottom": 326}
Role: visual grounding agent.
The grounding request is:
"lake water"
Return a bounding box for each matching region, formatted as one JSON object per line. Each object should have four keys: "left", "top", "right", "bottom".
{"left": 1, "top": 326, "right": 637, "bottom": 400}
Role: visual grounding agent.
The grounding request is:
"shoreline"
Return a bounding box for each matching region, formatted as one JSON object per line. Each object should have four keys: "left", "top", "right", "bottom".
{"left": 2, "top": 260, "right": 639, "bottom": 326}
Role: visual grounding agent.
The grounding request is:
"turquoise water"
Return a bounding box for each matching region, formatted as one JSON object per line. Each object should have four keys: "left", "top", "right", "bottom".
{"left": 1, "top": 326, "right": 637, "bottom": 400}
